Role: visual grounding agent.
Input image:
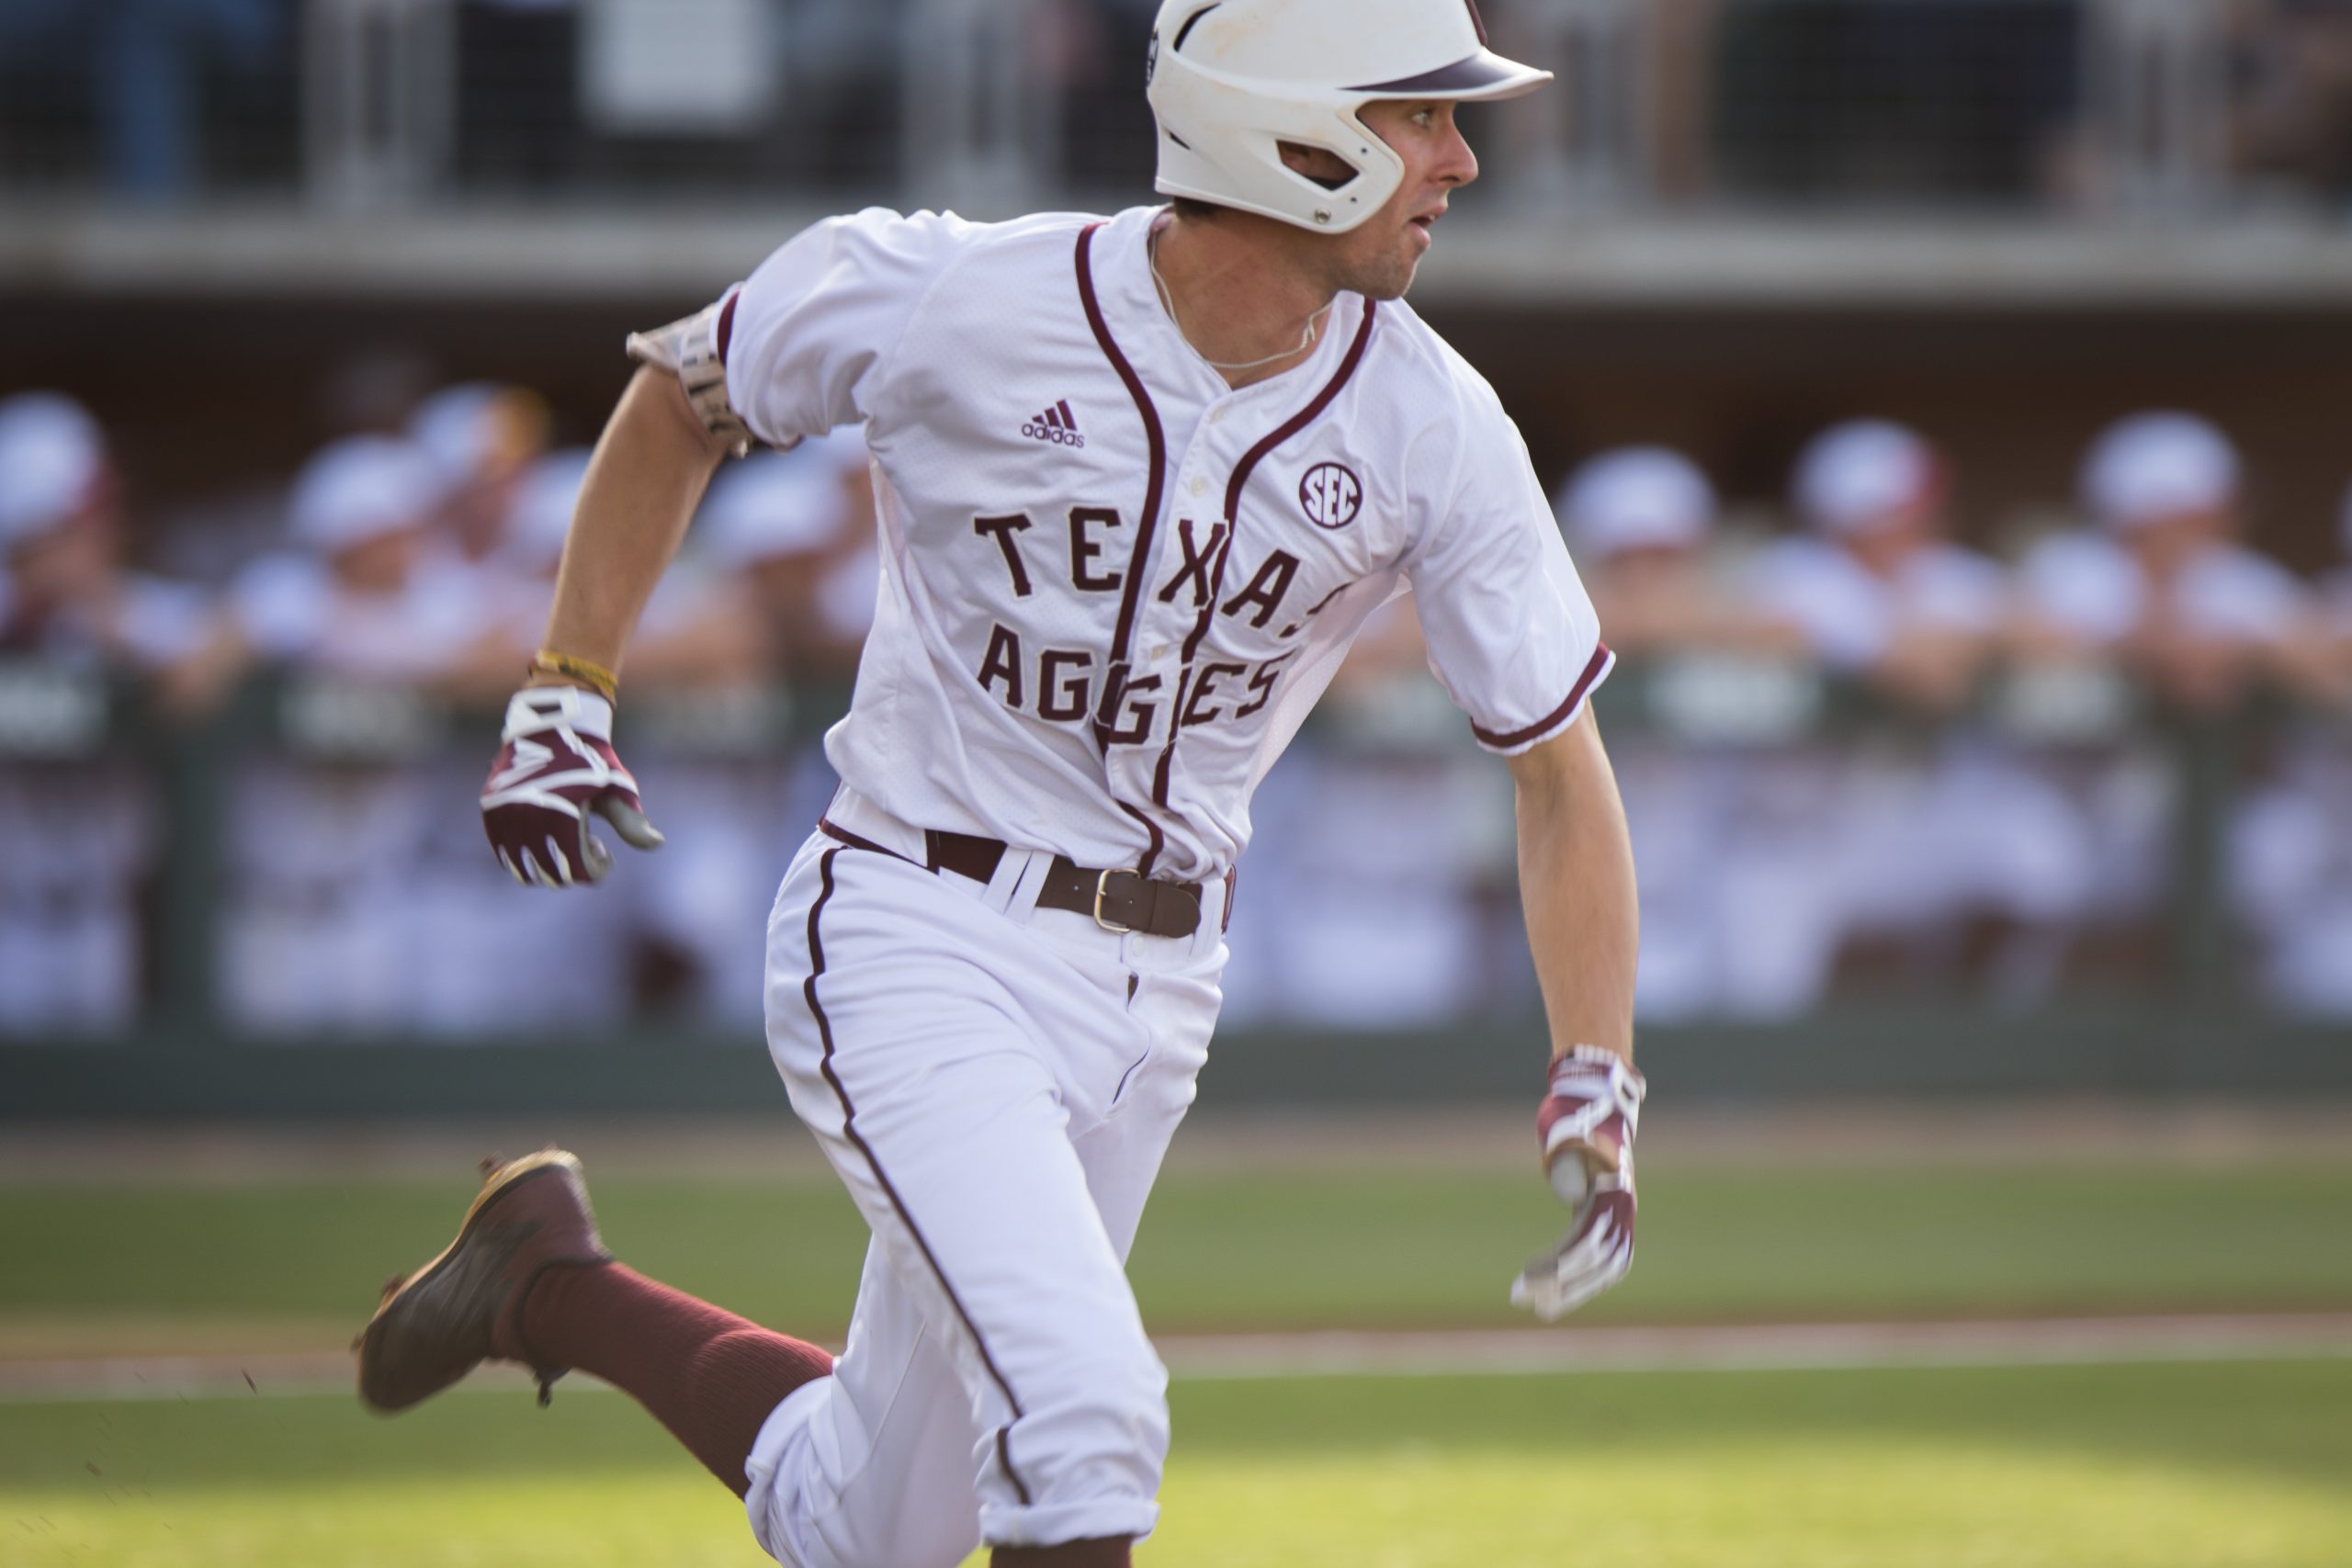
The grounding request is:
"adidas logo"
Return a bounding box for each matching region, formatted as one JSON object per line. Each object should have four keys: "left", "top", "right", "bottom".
{"left": 1021, "top": 400, "right": 1086, "bottom": 449}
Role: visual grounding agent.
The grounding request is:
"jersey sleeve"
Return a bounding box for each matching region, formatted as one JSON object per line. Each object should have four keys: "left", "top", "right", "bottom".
{"left": 718, "top": 209, "right": 978, "bottom": 449}
{"left": 1401, "top": 396, "right": 1612, "bottom": 756}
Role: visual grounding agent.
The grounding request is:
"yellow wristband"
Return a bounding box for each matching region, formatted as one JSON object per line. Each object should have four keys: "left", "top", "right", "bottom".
{"left": 528, "top": 649, "right": 619, "bottom": 704}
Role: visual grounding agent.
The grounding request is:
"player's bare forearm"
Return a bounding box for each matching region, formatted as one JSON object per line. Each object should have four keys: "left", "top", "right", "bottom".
{"left": 534, "top": 366, "right": 734, "bottom": 682}
{"left": 1506, "top": 710, "right": 1638, "bottom": 1068}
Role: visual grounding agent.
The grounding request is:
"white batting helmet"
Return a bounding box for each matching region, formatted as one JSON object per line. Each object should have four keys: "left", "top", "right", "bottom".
{"left": 1147, "top": 0, "right": 1552, "bottom": 234}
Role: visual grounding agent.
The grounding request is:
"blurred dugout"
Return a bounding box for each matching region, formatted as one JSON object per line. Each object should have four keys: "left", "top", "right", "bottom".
{"left": 5, "top": 380, "right": 2351, "bottom": 1043}
{"left": 3, "top": 1, "right": 2352, "bottom": 216}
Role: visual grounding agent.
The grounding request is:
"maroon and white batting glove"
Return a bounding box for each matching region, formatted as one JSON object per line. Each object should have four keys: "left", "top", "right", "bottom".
{"left": 1511, "top": 1045, "right": 1646, "bottom": 1322}
{"left": 481, "top": 686, "right": 664, "bottom": 889}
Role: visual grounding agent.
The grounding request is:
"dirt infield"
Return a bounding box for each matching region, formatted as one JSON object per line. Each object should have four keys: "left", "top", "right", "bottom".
{"left": 5, "top": 1100, "right": 2351, "bottom": 1184}
{"left": 6, "top": 1312, "right": 2348, "bottom": 1404}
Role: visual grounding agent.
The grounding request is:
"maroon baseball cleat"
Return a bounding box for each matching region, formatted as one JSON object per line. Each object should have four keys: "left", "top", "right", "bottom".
{"left": 356, "top": 1149, "right": 612, "bottom": 1412}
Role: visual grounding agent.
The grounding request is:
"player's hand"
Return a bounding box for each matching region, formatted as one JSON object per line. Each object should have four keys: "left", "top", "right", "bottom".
{"left": 1510, "top": 1045, "right": 1645, "bottom": 1322}
{"left": 480, "top": 685, "right": 664, "bottom": 888}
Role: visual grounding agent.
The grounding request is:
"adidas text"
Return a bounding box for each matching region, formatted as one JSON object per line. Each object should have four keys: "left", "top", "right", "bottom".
{"left": 1023, "top": 400, "right": 1086, "bottom": 449}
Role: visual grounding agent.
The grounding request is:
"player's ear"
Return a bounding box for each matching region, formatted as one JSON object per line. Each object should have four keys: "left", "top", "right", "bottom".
{"left": 1276, "top": 141, "right": 1355, "bottom": 189}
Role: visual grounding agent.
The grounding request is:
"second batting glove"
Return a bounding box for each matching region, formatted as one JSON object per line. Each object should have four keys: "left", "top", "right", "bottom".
{"left": 1511, "top": 1045, "right": 1645, "bottom": 1322}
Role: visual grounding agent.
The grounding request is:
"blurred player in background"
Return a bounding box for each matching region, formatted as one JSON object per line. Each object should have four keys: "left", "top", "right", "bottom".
{"left": 1745, "top": 419, "right": 2087, "bottom": 1000}
{"left": 2019, "top": 412, "right": 2316, "bottom": 711}
{"left": 214, "top": 435, "right": 492, "bottom": 1030}
{"left": 0, "top": 393, "right": 211, "bottom": 675}
{"left": 1557, "top": 445, "right": 1837, "bottom": 1018}
{"left": 410, "top": 381, "right": 552, "bottom": 602}
{"left": 2222, "top": 467, "right": 2352, "bottom": 1018}
{"left": 0, "top": 392, "right": 209, "bottom": 1030}
{"left": 2325, "top": 489, "right": 2352, "bottom": 690}
{"left": 2015, "top": 412, "right": 2322, "bottom": 974}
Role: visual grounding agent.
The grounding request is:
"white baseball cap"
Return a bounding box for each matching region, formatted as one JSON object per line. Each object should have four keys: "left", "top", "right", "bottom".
{"left": 409, "top": 381, "right": 547, "bottom": 490}
{"left": 0, "top": 392, "right": 107, "bottom": 547}
{"left": 288, "top": 435, "right": 441, "bottom": 553}
{"left": 1792, "top": 420, "right": 1946, "bottom": 536}
{"left": 696, "top": 449, "right": 854, "bottom": 570}
{"left": 2079, "top": 412, "right": 2240, "bottom": 532}
{"left": 1556, "top": 447, "right": 1715, "bottom": 558}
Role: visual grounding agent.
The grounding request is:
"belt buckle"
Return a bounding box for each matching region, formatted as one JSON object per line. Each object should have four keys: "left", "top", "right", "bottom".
{"left": 1093, "top": 868, "right": 1138, "bottom": 935}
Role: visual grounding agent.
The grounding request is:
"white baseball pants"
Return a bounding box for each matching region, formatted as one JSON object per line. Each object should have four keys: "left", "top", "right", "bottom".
{"left": 747, "top": 787, "right": 1226, "bottom": 1566}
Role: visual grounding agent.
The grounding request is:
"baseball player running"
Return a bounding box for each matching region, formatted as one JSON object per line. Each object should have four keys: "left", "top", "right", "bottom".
{"left": 357, "top": 4, "right": 1644, "bottom": 1564}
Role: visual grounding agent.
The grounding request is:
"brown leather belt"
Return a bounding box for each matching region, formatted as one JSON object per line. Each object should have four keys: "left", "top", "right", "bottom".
{"left": 820, "top": 818, "right": 1204, "bottom": 939}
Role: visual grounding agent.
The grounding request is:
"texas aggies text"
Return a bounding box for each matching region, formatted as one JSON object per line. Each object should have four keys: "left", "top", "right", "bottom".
{"left": 358, "top": 4, "right": 1647, "bottom": 1566}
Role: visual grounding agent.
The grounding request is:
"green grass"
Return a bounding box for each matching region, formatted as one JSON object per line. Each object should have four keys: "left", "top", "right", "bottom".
{"left": 3, "top": 1361, "right": 2348, "bottom": 1566}
{"left": 6, "top": 1156, "right": 2348, "bottom": 1565}
{"left": 3, "top": 1163, "right": 2350, "bottom": 1353}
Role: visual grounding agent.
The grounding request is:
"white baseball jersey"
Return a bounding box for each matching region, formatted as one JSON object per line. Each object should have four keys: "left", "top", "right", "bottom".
{"left": 2018, "top": 532, "right": 2307, "bottom": 645}
{"left": 1743, "top": 535, "right": 2006, "bottom": 671}
{"left": 703, "top": 204, "right": 1610, "bottom": 881}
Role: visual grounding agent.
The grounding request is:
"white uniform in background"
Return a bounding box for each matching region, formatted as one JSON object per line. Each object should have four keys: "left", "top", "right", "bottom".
{"left": 1243, "top": 594, "right": 1514, "bottom": 1028}
{"left": 0, "top": 393, "right": 209, "bottom": 1034}
{"left": 1554, "top": 447, "right": 1747, "bottom": 1020}
{"left": 2226, "top": 477, "right": 2352, "bottom": 1016}
{"left": 1741, "top": 421, "right": 2086, "bottom": 1006}
{"left": 639, "top": 200, "right": 1608, "bottom": 1562}
{"left": 2022, "top": 413, "right": 2311, "bottom": 930}
{"left": 220, "top": 437, "right": 500, "bottom": 1032}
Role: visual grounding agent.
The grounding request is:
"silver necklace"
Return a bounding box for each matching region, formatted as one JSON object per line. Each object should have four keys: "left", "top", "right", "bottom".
{"left": 1149, "top": 230, "right": 1332, "bottom": 375}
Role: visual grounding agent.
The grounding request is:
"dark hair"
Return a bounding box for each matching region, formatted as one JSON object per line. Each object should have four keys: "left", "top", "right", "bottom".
{"left": 1169, "top": 196, "right": 1225, "bottom": 221}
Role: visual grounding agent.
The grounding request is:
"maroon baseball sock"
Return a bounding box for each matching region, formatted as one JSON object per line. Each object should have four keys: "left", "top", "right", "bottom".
{"left": 993, "top": 1540, "right": 1134, "bottom": 1566}
{"left": 512, "top": 1262, "right": 833, "bottom": 1496}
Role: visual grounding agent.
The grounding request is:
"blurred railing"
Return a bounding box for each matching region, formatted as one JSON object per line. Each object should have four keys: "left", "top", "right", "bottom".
{"left": 2, "top": 655, "right": 2347, "bottom": 1038}
{"left": 0, "top": 0, "right": 2345, "bottom": 220}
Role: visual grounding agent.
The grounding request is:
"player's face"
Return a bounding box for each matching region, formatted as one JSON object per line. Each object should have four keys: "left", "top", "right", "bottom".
{"left": 2127, "top": 507, "right": 2230, "bottom": 577}
{"left": 1346, "top": 99, "right": 1478, "bottom": 299}
{"left": 6, "top": 512, "right": 115, "bottom": 609}
{"left": 332, "top": 525, "right": 424, "bottom": 594}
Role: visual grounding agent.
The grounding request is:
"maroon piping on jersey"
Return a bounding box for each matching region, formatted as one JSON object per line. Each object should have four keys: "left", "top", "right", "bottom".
{"left": 1470, "top": 643, "right": 1613, "bottom": 750}
{"left": 1149, "top": 300, "right": 1380, "bottom": 809}
{"left": 716, "top": 289, "right": 741, "bottom": 363}
{"left": 1076, "top": 222, "right": 1172, "bottom": 875}
{"left": 801, "top": 848, "right": 1035, "bottom": 1506}
{"left": 1152, "top": 523, "right": 1235, "bottom": 807}
{"left": 1219, "top": 301, "right": 1377, "bottom": 528}
{"left": 1075, "top": 225, "right": 1167, "bottom": 745}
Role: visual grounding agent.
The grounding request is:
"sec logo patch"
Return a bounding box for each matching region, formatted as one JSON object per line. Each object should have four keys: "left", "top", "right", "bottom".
{"left": 1299, "top": 462, "right": 1363, "bottom": 530}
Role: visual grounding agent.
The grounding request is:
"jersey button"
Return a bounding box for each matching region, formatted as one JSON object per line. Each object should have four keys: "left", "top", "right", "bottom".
{"left": 1188, "top": 476, "right": 1207, "bottom": 497}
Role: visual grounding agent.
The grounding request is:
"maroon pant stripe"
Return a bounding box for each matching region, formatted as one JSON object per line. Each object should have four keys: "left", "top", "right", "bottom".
{"left": 800, "top": 847, "right": 1035, "bottom": 1506}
